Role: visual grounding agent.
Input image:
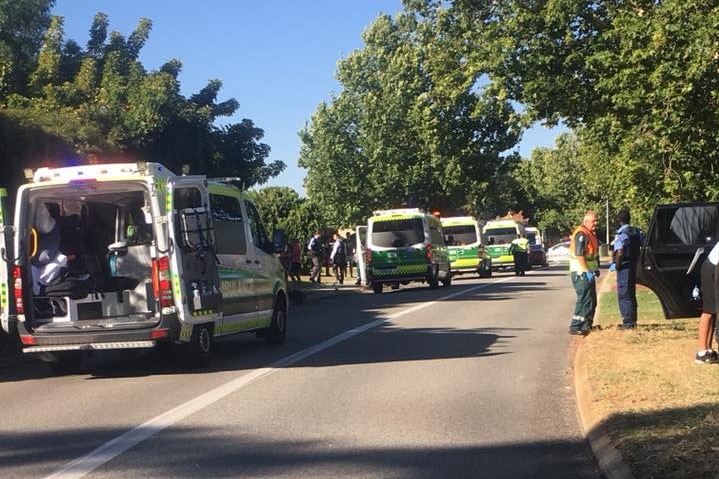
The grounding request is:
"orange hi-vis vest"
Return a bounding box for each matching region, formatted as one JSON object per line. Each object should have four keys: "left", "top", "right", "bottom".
{"left": 569, "top": 225, "right": 599, "bottom": 272}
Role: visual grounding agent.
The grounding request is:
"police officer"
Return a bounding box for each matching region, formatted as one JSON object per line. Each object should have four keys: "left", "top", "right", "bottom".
{"left": 568, "top": 211, "right": 600, "bottom": 335}
{"left": 609, "top": 208, "right": 643, "bottom": 330}
{"left": 307, "top": 230, "right": 322, "bottom": 283}
{"left": 509, "top": 233, "right": 529, "bottom": 276}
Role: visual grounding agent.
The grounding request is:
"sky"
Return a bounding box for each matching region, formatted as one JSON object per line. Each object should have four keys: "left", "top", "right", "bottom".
{"left": 52, "top": 0, "right": 565, "bottom": 194}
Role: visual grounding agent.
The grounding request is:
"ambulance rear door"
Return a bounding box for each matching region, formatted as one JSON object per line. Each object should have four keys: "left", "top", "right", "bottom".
{"left": 356, "top": 225, "right": 368, "bottom": 285}
{"left": 0, "top": 187, "right": 15, "bottom": 333}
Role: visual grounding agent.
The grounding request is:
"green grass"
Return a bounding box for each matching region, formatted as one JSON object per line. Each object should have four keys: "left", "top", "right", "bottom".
{"left": 586, "top": 280, "right": 719, "bottom": 478}
{"left": 596, "top": 288, "right": 666, "bottom": 327}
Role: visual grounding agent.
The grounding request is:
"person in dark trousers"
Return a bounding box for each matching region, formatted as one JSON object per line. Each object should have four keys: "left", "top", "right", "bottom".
{"left": 330, "top": 232, "right": 347, "bottom": 285}
{"left": 695, "top": 241, "right": 719, "bottom": 364}
{"left": 509, "top": 234, "right": 529, "bottom": 276}
{"left": 307, "top": 230, "right": 322, "bottom": 283}
{"left": 609, "top": 208, "right": 643, "bottom": 330}
{"left": 568, "top": 211, "right": 600, "bottom": 335}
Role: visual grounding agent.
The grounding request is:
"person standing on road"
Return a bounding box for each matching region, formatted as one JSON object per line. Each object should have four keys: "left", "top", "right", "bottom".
{"left": 695, "top": 241, "right": 719, "bottom": 364}
{"left": 568, "top": 211, "right": 600, "bottom": 335}
{"left": 330, "top": 232, "right": 347, "bottom": 285}
{"left": 288, "top": 238, "right": 302, "bottom": 282}
{"left": 308, "top": 230, "right": 322, "bottom": 283}
{"left": 509, "top": 234, "right": 529, "bottom": 276}
{"left": 609, "top": 208, "right": 644, "bottom": 330}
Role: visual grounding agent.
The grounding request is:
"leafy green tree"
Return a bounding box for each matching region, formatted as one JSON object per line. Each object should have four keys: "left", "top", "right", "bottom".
{"left": 444, "top": 0, "right": 719, "bottom": 217}
{"left": 299, "top": 10, "right": 522, "bottom": 226}
{"left": 0, "top": 0, "right": 54, "bottom": 99}
{"left": 0, "top": 12, "right": 283, "bottom": 194}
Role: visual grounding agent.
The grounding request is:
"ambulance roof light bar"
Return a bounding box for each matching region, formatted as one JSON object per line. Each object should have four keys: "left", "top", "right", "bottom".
{"left": 372, "top": 208, "right": 423, "bottom": 216}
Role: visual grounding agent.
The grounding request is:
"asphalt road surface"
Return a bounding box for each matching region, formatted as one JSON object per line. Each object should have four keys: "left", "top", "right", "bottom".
{"left": 0, "top": 266, "right": 601, "bottom": 478}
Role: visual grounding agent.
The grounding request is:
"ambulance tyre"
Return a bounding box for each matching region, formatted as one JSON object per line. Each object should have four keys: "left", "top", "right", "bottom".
{"left": 187, "top": 323, "right": 213, "bottom": 368}
{"left": 47, "top": 352, "right": 84, "bottom": 376}
{"left": 265, "top": 295, "right": 287, "bottom": 345}
{"left": 428, "top": 267, "right": 439, "bottom": 289}
{"left": 372, "top": 282, "right": 383, "bottom": 294}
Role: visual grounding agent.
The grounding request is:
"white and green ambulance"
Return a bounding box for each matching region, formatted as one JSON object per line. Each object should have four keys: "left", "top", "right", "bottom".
{"left": 366, "top": 208, "right": 451, "bottom": 293}
{"left": 441, "top": 216, "right": 492, "bottom": 278}
{"left": 483, "top": 219, "right": 526, "bottom": 271}
{"left": 2, "top": 162, "right": 288, "bottom": 373}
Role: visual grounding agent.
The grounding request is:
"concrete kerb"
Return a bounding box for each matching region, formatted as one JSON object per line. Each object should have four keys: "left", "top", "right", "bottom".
{"left": 573, "top": 268, "right": 634, "bottom": 479}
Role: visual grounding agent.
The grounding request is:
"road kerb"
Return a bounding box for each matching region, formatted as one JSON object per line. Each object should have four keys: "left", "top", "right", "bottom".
{"left": 574, "top": 270, "right": 634, "bottom": 479}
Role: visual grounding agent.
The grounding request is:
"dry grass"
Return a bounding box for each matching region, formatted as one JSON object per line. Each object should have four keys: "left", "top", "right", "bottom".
{"left": 584, "top": 275, "right": 719, "bottom": 478}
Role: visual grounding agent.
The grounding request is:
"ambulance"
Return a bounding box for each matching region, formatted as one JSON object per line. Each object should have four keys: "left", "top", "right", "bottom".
{"left": 366, "top": 208, "right": 451, "bottom": 293}
{"left": 440, "top": 216, "right": 492, "bottom": 278}
{"left": 483, "top": 219, "right": 526, "bottom": 270}
{"left": 2, "top": 162, "right": 288, "bottom": 373}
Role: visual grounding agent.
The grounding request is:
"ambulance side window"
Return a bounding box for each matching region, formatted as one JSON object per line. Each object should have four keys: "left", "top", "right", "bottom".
{"left": 210, "top": 194, "right": 247, "bottom": 255}
{"left": 244, "top": 200, "right": 271, "bottom": 253}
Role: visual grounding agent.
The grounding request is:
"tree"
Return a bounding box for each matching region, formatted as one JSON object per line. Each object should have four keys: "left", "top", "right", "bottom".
{"left": 445, "top": 0, "right": 719, "bottom": 215}
{"left": 0, "top": 12, "right": 284, "bottom": 193}
{"left": 0, "top": 0, "right": 54, "bottom": 99}
{"left": 299, "top": 10, "right": 523, "bottom": 226}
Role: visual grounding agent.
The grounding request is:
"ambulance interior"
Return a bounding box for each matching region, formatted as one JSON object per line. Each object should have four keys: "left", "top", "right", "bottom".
{"left": 24, "top": 185, "right": 157, "bottom": 328}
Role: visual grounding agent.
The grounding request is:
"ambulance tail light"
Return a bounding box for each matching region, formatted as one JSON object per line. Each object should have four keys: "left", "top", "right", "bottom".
{"left": 426, "top": 244, "right": 433, "bottom": 262}
{"left": 152, "top": 256, "right": 173, "bottom": 309}
{"left": 13, "top": 266, "right": 23, "bottom": 314}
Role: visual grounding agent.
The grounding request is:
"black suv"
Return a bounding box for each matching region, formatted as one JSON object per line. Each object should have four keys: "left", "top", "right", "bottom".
{"left": 638, "top": 202, "right": 719, "bottom": 318}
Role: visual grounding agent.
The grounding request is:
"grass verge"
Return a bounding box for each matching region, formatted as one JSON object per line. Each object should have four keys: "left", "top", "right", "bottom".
{"left": 584, "top": 273, "right": 719, "bottom": 478}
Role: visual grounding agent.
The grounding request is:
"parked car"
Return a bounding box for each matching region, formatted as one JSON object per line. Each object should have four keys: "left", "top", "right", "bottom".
{"left": 546, "top": 241, "right": 571, "bottom": 264}
{"left": 528, "top": 244, "right": 548, "bottom": 267}
{"left": 637, "top": 202, "right": 719, "bottom": 318}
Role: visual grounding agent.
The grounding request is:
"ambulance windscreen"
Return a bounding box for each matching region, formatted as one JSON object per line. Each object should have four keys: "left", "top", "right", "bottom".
{"left": 372, "top": 219, "right": 424, "bottom": 248}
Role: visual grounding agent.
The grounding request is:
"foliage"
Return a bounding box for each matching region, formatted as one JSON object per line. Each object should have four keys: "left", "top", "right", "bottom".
{"left": 249, "top": 186, "right": 328, "bottom": 243}
{"left": 0, "top": 11, "right": 283, "bottom": 197}
{"left": 445, "top": 0, "right": 719, "bottom": 222}
{"left": 299, "top": 9, "right": 523, "bottom": 227}
{"left": 0, "top": 0, "right": 54, "bottom": 99}
{"left": 514, "top": 132, "right": 604, "bottom": 237}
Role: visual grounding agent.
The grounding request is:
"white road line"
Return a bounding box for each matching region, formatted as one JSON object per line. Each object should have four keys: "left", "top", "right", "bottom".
{"left": 46, "top": 275, "right": 515, "bottom": 479}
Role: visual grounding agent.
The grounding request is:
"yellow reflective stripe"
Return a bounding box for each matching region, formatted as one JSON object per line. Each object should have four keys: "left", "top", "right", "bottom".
{"left": 1, "top": 282, "right": 7, "bottom": 313}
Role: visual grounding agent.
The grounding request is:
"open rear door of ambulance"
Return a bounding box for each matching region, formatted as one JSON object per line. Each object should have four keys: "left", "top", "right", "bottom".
{"left": 0, "top": 187, "right": 15, "bottom": 334}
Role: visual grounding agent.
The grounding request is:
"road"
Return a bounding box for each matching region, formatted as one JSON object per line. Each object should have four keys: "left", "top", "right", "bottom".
{"left": 0, "top": 266, "right": 601, "bottom": 478}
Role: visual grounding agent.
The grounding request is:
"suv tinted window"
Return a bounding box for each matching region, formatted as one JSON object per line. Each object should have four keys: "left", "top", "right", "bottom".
{"left": 372, "top": 219, "right": 424, "bottom": 247}
{"left": 652, "top": 205, "right": 719, "bottom": 246}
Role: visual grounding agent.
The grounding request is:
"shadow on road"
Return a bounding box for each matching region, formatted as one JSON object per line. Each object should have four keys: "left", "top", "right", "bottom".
{"left": 0, "top": 425, "right": 601, "bottom": 478}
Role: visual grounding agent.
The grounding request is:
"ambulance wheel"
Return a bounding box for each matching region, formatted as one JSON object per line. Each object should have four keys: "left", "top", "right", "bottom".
{"left": 187, "top": 323, "right": 213, "bottom": 368}
{"left": 265, "top": 295, "right": 287, "bottom": 345}
{"left": 47, "top": 352, "right": 84, "bottom": 376}
{"left": 441, "top": 269, "right": 452, "bottom": 287}
{"left": 428, "top": 267, "right": 439, "bottom": 289}
{"left": 372, "top": 282, "right": 383, "bottom": 294}
{"left": 390, "top": 282, "right": 400, "bottom": 290}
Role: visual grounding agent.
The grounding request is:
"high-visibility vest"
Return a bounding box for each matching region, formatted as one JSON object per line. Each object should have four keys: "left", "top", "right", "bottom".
{"left": 511, "top": 237, "right": 529, "bottom": 252}
{"left": 569, "top": 225, "right": 599, "bottom": 272}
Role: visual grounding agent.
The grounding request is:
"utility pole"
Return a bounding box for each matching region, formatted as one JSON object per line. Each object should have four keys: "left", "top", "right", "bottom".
{"left": 605, "top": 199, "right": 610, "bottom": 244}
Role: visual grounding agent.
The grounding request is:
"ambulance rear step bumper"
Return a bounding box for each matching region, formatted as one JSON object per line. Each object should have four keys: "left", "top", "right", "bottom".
{"left": 23, "top": 341, "right": 156, "bottom": 353}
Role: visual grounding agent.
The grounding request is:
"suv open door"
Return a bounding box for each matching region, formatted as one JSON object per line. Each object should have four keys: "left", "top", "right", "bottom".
{"left": 637, "top": 202, "right": 719, "bottom": 318}
{"left": 0, "top": 187, "right": 14, "bottom": 334}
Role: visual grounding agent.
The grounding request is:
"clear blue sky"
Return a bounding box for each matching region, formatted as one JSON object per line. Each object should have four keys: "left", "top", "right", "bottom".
{"left": 52, "top": 1, "right": 564, "bottom": 194}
